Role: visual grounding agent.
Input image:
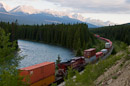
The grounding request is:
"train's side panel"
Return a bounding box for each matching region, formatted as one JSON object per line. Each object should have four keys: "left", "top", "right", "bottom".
{"left": 30, "top": 75, "right": 55, "bottom": 86}
{"left": 20, "top": 62, "right": 55, "bottom": 84}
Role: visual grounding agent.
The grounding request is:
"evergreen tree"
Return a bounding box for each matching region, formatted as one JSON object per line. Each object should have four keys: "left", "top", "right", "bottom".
{"left": 56, "top": 55, "right": 61, "bottom": 70}
{"left": 0, "top": 28, "right": 25, "bottom": 86}
{"left": 76, "top": 48, "right": 82, "bottom": 56}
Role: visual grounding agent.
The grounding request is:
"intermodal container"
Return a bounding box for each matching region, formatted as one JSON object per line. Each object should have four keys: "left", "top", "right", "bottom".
{"left": 30, "top": 75, "right": 55, "bottom": 86}
{"left": 101, "top": 49, "right": 108, "bottom": 54}
{"left": 96, "top": 52, "right": 103, "bottom": 59}
{"left": 84, "top": 48, "right": 96, "bottom": 58}
{"left": 105, "top": 42, "right": 111, "bottom": 48}
{"left": 20, "top": 62, "right": 55, "bottom": 84}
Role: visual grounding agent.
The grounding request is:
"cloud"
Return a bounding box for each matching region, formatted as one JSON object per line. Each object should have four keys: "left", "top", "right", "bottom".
{"left": 46, "top": 0, "right": 130, "bottom": 13}
{"left": 126, "top": 0, "right": 130, "bottom": 3}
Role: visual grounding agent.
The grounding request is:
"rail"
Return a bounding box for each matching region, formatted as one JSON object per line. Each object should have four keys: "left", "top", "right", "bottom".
{"left": 58, "top": 38, "right": 114, "bottom": 86}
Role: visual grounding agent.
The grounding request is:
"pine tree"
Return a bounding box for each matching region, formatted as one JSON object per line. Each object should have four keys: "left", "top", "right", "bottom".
{"left": 0, "top": 28, "right": 25, "bottom": 86}
{"left": 56, "top": 55, "right": 61, "bottom": 70}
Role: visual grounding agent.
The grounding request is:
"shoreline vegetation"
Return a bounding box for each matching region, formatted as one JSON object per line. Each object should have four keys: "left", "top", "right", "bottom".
{"left": 0, "top": 22, "right": 102, "bottom": 56}
{"left": 0, "top": 21, "right": 130, "bottom": 86}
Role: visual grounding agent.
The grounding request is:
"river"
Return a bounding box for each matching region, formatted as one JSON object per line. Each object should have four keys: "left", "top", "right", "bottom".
{"left": 18, "top": 40, "right": 75, "bottom": 68}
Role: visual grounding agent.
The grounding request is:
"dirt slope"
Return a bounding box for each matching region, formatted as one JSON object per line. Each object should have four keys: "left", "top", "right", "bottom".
{"left": 95, "top": 51, "right": 130, "bottom": 86}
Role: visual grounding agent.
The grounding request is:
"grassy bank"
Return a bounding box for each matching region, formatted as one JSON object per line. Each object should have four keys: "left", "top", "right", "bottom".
{"left": 65, "top": 41, "right": 129, "bottom": 86}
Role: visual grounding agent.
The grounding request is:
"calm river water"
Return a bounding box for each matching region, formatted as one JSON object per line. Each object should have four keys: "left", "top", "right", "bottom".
{"left": 18, "top": 40, "right": 75, "bottom": 68}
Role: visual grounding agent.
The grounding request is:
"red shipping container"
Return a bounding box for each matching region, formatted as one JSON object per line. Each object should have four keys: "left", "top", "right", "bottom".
{"left": 96, "top": 52, "right": 103, "bottom": 59}
{"left": 84, "top": 48, "right": 96, "bottom": 58}
{"left": 19, "top": 62, "right": 55, "bottom": 84}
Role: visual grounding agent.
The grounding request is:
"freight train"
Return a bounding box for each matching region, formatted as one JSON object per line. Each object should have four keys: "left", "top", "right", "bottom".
{"left": 19, "top": 34, "right": 113, "bottom": 86}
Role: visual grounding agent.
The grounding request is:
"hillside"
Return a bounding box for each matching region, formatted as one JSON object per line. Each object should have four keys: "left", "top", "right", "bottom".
{"left": 62, "top": 41, "right": 130, "bottom": 86}
{"left": 95, "top": 46, "right": 130, "bottom": 86}
{"left": 90, "top": 24, "right": 130, "bottom": 45}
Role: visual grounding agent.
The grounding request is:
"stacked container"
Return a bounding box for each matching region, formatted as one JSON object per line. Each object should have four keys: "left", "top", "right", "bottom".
{"left": 31, "top": 75, "right": 55, "bottom": 86}
{"left": 84, "top": 48, "right": 96, "bottom": 63}
{"left": 105, "top": 42, "right": 111, "bottom": 48}
{"left": 20, "top": 62, "right": 55, "bottom": 86}
{"left": 84, "top": 48, "right": 96, "bottom": 58}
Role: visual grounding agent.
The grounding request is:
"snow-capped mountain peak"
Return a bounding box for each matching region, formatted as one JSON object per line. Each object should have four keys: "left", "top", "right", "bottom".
{"left": 10, "top": 5, "right": 40, "bottom": 14}
{"left": 0, "top": 2, "right": 12, "bottom": 12}
{"left": 0, "top": 2, "right": 7, "bottom": 12}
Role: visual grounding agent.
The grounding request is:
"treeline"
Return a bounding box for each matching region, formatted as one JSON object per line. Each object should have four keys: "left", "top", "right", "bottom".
{"left": 17, "top": 23, "right": 96, "bottom": 51}
{"left": 91, "top": 24, "right": 130, "bottom": 45}
{"left": 0, "top": 21, "right": 97, "bottom": 52}
{"left": 0, "top": 21, "right": 18, "bottom": 42}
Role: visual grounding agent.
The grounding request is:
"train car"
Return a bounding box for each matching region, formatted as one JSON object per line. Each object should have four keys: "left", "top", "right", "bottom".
{"left": 19, "top": 62, "right": 55, "bottom": 85}
{"left": 71, "top": 57, "right": 86, "bottom": 70}
{"left": 105, "top": 42, "right": 111, "bottom": 48}
{"left": 84, "top": 48, "right": 96, "bottom": 58}
{"left": 31, "top": 75, "right": 55, "bottom": 86}
{"left": 84, "top": 48, "right": 97, "bottom": 63}
{"left": 19, "top": 34, "right": 113, "bottom": 86}
{"left": 96, "top": 52, "right": 103, "bottom": 60}
{"left": 101, "top": 49, "right": 108, "bottom": 55}
{"left": 57, "top": 61, "right": 71, "bottom": 76}
{"left": 58, "top": 57, "right": 86, "bottom": 76}
{"left": 85, "top": 55, "right": 97, "bottom": 63}
{"left": 105, "top": 42, "right": 111, "bottom": 51}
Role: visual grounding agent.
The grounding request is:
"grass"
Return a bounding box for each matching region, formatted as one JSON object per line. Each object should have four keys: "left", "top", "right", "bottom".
{"left": 65, "top": 54, "right": 124, "bottom": 86}
{"left": 65, "top": 41, "right": 129, "bottom": 86}
{"left": 112, "top": 76, "right": 118, "bottom": 79}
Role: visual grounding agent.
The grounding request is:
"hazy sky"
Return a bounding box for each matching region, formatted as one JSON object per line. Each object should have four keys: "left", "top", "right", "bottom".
{"left": 1, "top": 0, "right": 130, "bottom": 24}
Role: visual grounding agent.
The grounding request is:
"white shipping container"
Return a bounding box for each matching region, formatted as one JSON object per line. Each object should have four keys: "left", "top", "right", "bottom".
{"left": 101, "top": 49, "right": 108, "bottom": 54}
{"left": 85, "top": 55, "right": 96, "bottom": 63}
{"left": 105, "top": 42, "right": 111, "bottom": 48}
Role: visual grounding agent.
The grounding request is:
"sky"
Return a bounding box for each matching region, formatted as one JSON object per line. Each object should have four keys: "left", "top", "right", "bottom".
{"left": 0, "top": 0, "right": 130, "bottom": 24}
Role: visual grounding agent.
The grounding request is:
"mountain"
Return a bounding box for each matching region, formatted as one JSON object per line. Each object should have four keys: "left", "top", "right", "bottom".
{"left": 85, "top": 18, "right": 115, "bottom": 26}
{"left": 10, "top": 5, "right": 40, "bottom": 15}
{"left": 0, "top": 2, "right": 7, "bottom": 12}
{"left": 0, "top": 4, "right": 98, "bottom": 28}
{"left": 68, "top": 13, "right": 115, "bottom": 26}
{"left": 0, "top": 12, "right": 82, "bottom": 25}
{"left": 125, "top": 23, "right": 130, "bottom": 25}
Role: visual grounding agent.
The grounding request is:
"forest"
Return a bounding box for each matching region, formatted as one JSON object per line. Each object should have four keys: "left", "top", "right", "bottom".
{"left": 91, "top": 24, "right": 130, "bottom": 45}
{"left": 17, "top": 23, "right": 96, "bottom": 51}
{"left": 0, "top": 22, "right": 97, "bottom": 53}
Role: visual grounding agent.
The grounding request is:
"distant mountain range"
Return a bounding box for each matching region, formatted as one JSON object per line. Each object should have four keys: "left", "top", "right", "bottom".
{"left": 0, "top": 2, "right": 115, "bottom": 28}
